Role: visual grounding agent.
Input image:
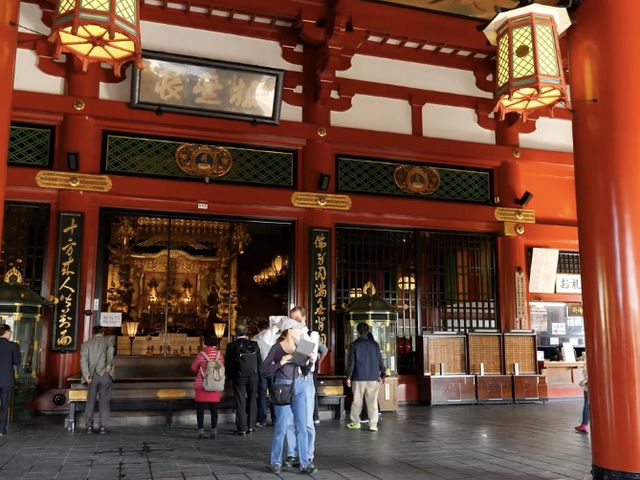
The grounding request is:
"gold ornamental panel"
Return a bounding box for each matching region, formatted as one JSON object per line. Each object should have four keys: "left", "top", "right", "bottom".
{"left": 291, "top": 192, "right": 352, "bottom": 210}
{"left": 35, "top": 171, "right": 112, "bottom": 192}
{"left": 494, "top": 207, "right": 535, "bottom": 223}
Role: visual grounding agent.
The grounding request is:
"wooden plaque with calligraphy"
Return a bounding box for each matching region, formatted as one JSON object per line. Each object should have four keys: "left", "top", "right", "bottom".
{"left": 52, "top": 212, "right": 83, "bottom": 351}
{"left": 130, "top": 51, "right": 284, "bottom": 125}
{"left": 310, "top": 228, "right": 330, "bottom": 348}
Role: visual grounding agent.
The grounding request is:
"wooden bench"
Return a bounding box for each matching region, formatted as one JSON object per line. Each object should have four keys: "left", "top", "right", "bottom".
{"left": 66, "top": 386, "right": 200, "bottom": 430}
{"left": 65, "top": 356, "right": 236, "bottom": 431}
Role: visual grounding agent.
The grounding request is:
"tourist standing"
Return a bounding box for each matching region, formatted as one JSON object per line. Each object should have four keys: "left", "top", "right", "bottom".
{"left": 80, "top": 326, "right": 115, "bottom": 434}
{"left": 253, "top": 317, "right": 278, "bottom": 427}
{"left": 261, "top": 318, "right": 317, "bottom": 474}
{"left": 346, "top": 322, "right": 385, "bottom": 432}
{"left": 191, "top": 330, "right": 224, "bottom": 439}
{"left": 0, "top": 323, "right": 20, "bottom": 436}
{"left": 225, "top": 321, "right": 260, "bottom": 435}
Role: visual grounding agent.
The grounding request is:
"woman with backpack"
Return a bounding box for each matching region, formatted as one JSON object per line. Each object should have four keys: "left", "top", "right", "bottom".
{"left": 191, "top": 330, "right": 224, "bottom": 439}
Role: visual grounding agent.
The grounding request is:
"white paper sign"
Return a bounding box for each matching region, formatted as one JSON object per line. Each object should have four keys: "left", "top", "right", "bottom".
{"left": 100, "top": 312, "right": 123, "bottom": 327}
{"left": 529, "top": 248, "right": 559, "bottom": 293}
{"left": 562, "top": 342, "right": 576, "bottom": 362}
{"left": 551, "top": 322, "right": 566, "bottom": 335}
{"left": 556, "top": 273, "right": 582, "bottom": 293}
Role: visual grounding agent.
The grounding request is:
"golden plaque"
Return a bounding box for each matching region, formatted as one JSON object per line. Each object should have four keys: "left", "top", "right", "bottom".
{"left": 35, "top": 171, "right": 112, "bottom": 192}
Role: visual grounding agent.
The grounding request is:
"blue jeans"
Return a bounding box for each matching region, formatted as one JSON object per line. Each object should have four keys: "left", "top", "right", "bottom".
{"left": 284, "top": 375, "right": 316, "bottom": 462}
{"left": 270, "top": 377, "right": 313, "bottom": 469}
{"left": 581, "top": 390, "right": 590, "bottom": 425}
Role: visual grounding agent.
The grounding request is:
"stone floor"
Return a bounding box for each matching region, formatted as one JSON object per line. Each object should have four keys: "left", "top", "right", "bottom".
{"left": 0, "top": 400, "right": 592, "bottom": 480}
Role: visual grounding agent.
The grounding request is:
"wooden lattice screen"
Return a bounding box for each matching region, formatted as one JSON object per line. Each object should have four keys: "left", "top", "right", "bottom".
{"left": 504, "top": 333, "right": 537, "bottom": 374}
{"left": 468, "top": 333, "right": 503, "bottom": 374}
{"left": 424, "top": 335, "right": 467, "bottom": 374}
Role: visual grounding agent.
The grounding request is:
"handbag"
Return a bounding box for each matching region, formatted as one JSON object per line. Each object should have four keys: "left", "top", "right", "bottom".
{"left": 270, "top": 382, "right": 294, "bottom": 405}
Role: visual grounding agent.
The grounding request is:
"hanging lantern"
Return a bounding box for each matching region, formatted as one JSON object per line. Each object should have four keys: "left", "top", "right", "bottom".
{"left": 483, "top": 5, "right": 571, "bottom": 121}
{"left": 48, "top": 0, "right": 143, "bottom": 77}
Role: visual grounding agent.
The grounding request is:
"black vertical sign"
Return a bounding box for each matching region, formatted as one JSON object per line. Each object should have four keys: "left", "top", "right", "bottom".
{"left": 52, "top": 212, "right": 83, "bottom": 351}
{"left": 310, "top": 228, "right": 330, "bottom": 348}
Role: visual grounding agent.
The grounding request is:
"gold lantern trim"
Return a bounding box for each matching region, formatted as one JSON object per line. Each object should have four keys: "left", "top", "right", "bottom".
{"left": 49, "top": 0, "right": 143, "bottom": 77}
{"left": 483, "top": 5, "right": 572, "bottom": 121}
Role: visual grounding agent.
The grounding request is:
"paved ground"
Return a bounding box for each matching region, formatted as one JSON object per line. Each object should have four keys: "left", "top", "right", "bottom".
{"left": 0, "top": 400, "right": 592, "bottom": 480}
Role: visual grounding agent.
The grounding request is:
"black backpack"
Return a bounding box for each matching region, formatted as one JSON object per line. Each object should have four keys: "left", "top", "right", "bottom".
{"left": 237, "top": 340, "right": 259, "bottom": 376}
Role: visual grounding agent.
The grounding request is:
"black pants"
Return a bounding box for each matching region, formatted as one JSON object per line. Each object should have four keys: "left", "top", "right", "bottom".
{"left": 313, "top": 368, "right": 320, "bottom": 421}
{"left": 196, "top": 401, "right": 219, "bottom": 429}
{"left": 0, "top": 386, "right": 12, "bottom": 434}
{"left": 232, "top": 375, "right": 258, "bottom": 432}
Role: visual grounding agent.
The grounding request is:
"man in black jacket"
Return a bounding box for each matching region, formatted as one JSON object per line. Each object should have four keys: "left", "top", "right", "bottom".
{"left": 0, "top": 323, "right": 21, "bottom": 436}
{"left": 225, "top": 322, "right": 261, "bottom": 435}
{"left": 345, "top": 322, "right": 385, "bottom": 432}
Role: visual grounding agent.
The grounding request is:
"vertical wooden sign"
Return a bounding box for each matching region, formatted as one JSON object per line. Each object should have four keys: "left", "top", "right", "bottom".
{"left": 52, "top": 212, "right": 83, "bottom": 351}
{"left": 310, "top": 228, "right": 330, "bottom": 347}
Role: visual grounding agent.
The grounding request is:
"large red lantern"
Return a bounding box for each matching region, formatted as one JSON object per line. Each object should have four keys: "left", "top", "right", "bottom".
{"left": 483, "top": 5, "right": 571, "bottom": 121}
{"left": 48, "top": 0, "right": 143, "bottom": 77}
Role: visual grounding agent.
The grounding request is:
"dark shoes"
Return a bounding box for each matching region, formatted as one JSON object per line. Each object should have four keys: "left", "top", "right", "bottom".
{"left": 284, "top": 456, "right": 300, "bottom": 468}
{"left": 233, "top": 430, "right": 246, "bottom": 436}
{"left": 98, "top": 427, "right": 107, "bottom": 435}
{"left": 300, "top": 463, "right": 318, "bottom": 474}
{"left": 86, "top": 426, "right": 93, "bottom": 434}
{"left": 270, "top": 464, "right": 282, "bottom": 473}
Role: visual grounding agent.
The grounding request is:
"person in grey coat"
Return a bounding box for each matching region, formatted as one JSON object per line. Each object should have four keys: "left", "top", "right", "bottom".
{"left": 80, "top": 326, "right": 114, "bottom": 434}
{"left": 0, "top": 323, "right": 21, "bottom": 436}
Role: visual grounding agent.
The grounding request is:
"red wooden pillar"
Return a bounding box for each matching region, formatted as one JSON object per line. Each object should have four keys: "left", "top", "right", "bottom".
{"left": 569, "top": 2, "right": 640, "bottom": 477}
{"left": 47, "top": 62, "right": 102, "bottom": 388}
{"left": 297, "top": 45, "right": 335, "bottom": 373}
{"left": 0, "top": 1, "right": 19, "bottom": 258}
{"left": 495, "top": 124, "right": 528, "bottom": 330}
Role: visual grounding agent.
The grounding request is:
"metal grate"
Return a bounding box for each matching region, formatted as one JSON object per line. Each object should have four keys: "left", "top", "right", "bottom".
{"left": 335, "top": 227, "right": 498, "bottom": 373}
{"left": 337, "top": 157, "right": 491, "bottom": 203}
{"left": 8, "top": 124, "right": 54, "bottom": 167}
{"left": 104, "top": 133, "right": 295, "bottom": 187}
{"left": 336, "top": 227, "right": 417, "bottom": 374}
{"left": 1, "top": 202, "right": 50, "bottom": 294}
{"left": 557, "top": 251, "right": 581, "bottom": 274}
{"left": 420, "top": 231, "right": 498, "bottom": 332}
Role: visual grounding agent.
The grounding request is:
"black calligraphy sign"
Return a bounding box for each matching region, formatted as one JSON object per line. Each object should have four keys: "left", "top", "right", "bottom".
{"left": 52, "top": 212, "right": 83, "bottom": 351}
{"left": 310, "top": 228, "right": 330, "bottom": 348}
{"left": 131, "top": 51, "right": 284, "bottom": 125}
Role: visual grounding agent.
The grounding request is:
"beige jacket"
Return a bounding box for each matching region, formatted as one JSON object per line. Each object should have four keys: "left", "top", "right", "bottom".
{"left": 80, "top": 335, "right": 114, "bottom": 380}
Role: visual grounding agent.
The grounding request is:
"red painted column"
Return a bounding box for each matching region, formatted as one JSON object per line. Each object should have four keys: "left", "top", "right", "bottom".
{"left": 0, "top": 1, "right": 19, "bottom": 259}
{"left": 47, "top": 62, "right": 102, "bottom": 389}
{"left": 495, "top": 125, "right": 528, "bottom": 330}
{"left": 569, "top": 2, "right": 640, "bottom": 477}
{"left": 297, "top": 45, "right": 335, "bottom": 373}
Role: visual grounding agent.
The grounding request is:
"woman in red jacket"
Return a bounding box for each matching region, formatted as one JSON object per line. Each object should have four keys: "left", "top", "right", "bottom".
{"left": 191, "top": 330, "right": 224, "bottom": 439}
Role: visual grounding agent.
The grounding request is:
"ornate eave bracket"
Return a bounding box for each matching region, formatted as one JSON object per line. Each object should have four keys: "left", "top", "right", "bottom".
{"left": 291, "top": 191, "right": 352, "bottom": 210}
{"left": 494, "top": 207, "right": 535, "bottom": 236}
{"left": 35, "top": 171, "right": 113, "bottom": 192}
